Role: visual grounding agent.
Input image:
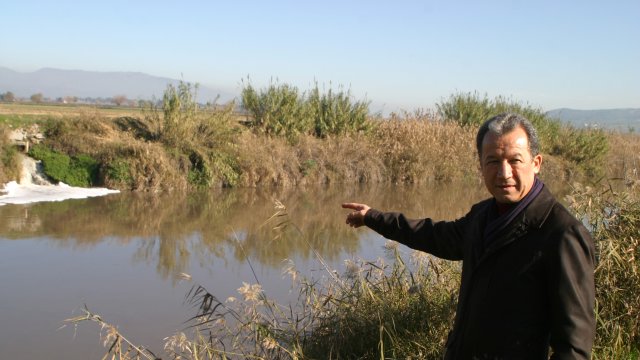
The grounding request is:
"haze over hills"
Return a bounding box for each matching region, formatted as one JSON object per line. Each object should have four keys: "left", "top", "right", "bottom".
{"left": 0, "top": 67, "right": 234, "bottom": 103}
{"left": 546, "top": 108, "right": 640, "bottom": 131}
{"left": 1, "top": 66, "right": 639, "bottom": 130}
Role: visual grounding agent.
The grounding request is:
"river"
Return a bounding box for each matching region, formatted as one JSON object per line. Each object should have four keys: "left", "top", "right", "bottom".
{"left": 0, "top": 181, "right": 515, "bottom": 359}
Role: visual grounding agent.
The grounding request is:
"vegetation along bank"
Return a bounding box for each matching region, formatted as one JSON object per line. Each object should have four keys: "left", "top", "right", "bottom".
{"left": 3, "top": 82, "right": 636, "bottom": 192}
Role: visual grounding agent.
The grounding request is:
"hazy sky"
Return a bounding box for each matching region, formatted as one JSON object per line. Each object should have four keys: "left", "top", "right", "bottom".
{"left": 2, "top": 0, "right": 638, "bottom": 113}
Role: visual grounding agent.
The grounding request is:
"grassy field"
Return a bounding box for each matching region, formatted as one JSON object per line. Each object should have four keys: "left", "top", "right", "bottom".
{"left": 0, "top": 102, "right": 144, "bottom": 126}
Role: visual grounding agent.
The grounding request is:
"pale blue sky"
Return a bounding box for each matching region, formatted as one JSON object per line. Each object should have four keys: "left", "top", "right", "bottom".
{"left": 2, "top": 0, "right": 638, "bottom": 113}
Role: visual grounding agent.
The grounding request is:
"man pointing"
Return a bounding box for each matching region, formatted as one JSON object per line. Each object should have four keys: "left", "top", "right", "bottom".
{"left": 343, "top": 113, "right": 595, "bottom": 359}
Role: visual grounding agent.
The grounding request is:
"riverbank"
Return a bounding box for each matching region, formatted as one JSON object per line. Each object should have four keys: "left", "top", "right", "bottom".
{"left": 3, "top": 85, "right": 635, "bottom": 191}
{"left": 1, "top": 106, "right": 634, "bottom": 192}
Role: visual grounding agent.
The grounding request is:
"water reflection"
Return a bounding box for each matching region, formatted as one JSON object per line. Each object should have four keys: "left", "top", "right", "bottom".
{"left": 0, "top": 182, "right": 493, "bottom": 278}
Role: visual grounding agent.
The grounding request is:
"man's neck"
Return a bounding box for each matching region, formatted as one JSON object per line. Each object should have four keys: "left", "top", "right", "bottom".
{"left": 496, "top": 201, "right": 515, "bottom": 216}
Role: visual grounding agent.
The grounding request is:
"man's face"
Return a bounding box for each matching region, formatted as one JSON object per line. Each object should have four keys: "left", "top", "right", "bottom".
{"left": 480, "top": 126, "right": 542, "bottom": 204}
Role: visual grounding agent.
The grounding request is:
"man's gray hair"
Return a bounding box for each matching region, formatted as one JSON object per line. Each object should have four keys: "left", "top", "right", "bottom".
{"left": 476, "top": 113, "right": 540, "bottom": 159}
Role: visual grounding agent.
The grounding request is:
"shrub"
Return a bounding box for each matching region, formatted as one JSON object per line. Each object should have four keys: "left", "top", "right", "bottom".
{"left": 307, "top": 83, "right": 372, "bottom": 138}
{"left": 241, "top": 80, "right": 310, "bottom": 140}
{"left": 551, "top": 127, "right": 609, "bottom": 177}
{"left": 436, "top": 92, "right": 561, "bottom": 151}
{"left": 159, "top": 82, "right": 199, "bottom": 147}
{"left": 241, "top": 80, "right": 373, "bottom": 140}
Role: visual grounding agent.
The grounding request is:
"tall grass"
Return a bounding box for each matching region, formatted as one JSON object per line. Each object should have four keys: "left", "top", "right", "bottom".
{"left": 241, "top": 80, "right": 373, "bottom": 141}
{"left": 605, "top": 131, "right": 640, "bottom": 183}
{"left": 568, "top": 182, "right": 640, "bottom": 359}
{"left": 144, "top": 81, "right": 241, "bottom": 187}
{"left": 0, "top": 124, "right": 21, "bottom": 184}
{"left": 372, "top": 111, "right": 478, "bottom": 183}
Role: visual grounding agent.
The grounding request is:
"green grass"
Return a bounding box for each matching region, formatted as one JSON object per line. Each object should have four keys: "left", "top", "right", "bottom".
{"left": 0, "top": 113, "right": 49, "bottom": 126}
{"left": 28, "top": 144, "right": 99, "bottom": 187}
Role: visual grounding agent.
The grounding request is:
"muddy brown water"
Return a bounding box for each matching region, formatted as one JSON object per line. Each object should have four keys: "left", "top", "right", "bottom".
{"left": 0, "top": 181, "right": 570, "bottom": 359}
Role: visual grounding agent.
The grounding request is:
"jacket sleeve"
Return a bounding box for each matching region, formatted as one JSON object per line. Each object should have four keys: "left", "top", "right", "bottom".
{"left": 364, "top": 208, "right": 468, "bottom": 260}
{"left": 548, "top": 223, "right": 596, "bottom": 360}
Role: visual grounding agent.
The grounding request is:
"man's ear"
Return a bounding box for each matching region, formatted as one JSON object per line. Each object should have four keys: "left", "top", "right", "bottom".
{"left": 533, "top": 154, "right": 542, "bottom": 174}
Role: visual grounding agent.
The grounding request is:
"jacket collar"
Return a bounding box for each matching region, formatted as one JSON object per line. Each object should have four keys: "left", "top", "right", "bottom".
{"left": 473, "top": 186, "right": 557, "bottom": 266}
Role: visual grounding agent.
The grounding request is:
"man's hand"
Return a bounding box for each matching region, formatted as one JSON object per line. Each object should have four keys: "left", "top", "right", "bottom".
{"left": 342, "top": 203, "right": 371, "bottom": 228}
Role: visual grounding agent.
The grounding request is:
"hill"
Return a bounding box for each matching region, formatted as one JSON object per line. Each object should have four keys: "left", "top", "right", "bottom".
{"left": 0, "top": 67, "right": 233, "bottom": 104}
{"left": 546, "top": 108, "right": 640, "bottom": 131}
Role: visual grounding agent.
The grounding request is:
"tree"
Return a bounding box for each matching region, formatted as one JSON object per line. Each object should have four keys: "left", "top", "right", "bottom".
{"left": 30, "top": 93, "right": 44, "bottom": 103}
{"left": 1, "top": 91, "right": 15, "bottom": 102}
{"left": 64, "top": 96, "right": 78, "bottom": 103}
{"left": 113, "top": 95, "right": 128, "bottom": 106}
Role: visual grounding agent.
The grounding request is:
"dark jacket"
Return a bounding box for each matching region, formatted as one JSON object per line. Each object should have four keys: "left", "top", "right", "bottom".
{"left": 364, "top": 186, "right": 595, "bottom": 360}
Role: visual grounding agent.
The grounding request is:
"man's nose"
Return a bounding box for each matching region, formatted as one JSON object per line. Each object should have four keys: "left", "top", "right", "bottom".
{"left": 497, "top": 161, "right": 512, "bottom": 179}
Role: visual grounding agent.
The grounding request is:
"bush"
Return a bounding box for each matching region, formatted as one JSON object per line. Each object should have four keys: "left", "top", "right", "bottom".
{"left": 241, "top": 80, "right": 373, "bottom": 141}
{"left": 241, "top": 80, "right": 310, "bottom": 140}
{"left": 436, "top": 92, "right": 561, "bottom": 151}
{"left": 551, "top": 127, "right": 609, "bottom": 177}
{"left": 307, "top": 83, "right": 372, "bottom": 138}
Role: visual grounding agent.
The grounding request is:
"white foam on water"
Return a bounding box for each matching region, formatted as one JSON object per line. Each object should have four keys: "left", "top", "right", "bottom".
{"left": 0, "top": 181, "right": 120, "bottom": 206}
{"left": 0, "top": 153, "right": 120, "bottom": 206}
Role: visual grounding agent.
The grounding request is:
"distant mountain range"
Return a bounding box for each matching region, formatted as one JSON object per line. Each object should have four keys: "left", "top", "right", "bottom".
{"left": 1, "top": 66, "right": 639, "bottom": 130}
{"left": 0, "top": 66, "right": 233, "bottom": 103}
{"left": 546, "top": 108, "right": 640, "bottom": 131}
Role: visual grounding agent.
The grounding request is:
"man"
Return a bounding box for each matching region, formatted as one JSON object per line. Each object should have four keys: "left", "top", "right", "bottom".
{"left": 342, "top": 113, "right": 595, "bottom": 359}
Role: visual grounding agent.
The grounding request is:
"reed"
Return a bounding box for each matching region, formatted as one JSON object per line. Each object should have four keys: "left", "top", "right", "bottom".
{"left": 241, "top": 80, "right": 373, "bottom": 141}
{"left": 605, "top": 131, "right": 640, "bottom": 183}
{"left": 568, "top": 182, "right": 640, "bottom": 358}
{"left": 372, "top": 111, "right": 478, "bottom": 183}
